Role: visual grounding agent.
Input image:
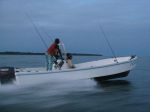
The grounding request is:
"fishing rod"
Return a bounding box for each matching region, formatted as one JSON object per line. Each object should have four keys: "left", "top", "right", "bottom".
{"left": 41, "top": 29, "right": 67, "bottom": 57}
{"left": 40, "top": 29, "right": 102, "bottom": 57}
{"left": 40, "top": 29, "right": 67, "bottom": 58}
{"left": 26, "top": 12, "right": 102, "bottom": 57}
{"left": 99, "top": 24, "right": 118, "bottom": 63}
{"left": 40, "top": 26, "right": 54, "bottom": 43}
{"left": 25, "top": 13, "right": 48, "bottom": 49}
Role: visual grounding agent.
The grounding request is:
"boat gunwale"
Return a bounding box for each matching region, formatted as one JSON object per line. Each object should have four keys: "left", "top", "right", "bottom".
{"left": 16, "top": 56, "right": 137, "bottom": 76}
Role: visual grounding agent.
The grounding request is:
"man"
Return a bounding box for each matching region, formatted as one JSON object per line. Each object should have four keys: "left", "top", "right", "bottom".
{"left": 46, "top": 38, "right": 64, "bottom": 70}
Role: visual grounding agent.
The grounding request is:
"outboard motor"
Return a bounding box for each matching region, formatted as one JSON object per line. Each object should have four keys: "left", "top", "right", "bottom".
{"left": 0, "top": 67, "right": 16, "bottom": 84}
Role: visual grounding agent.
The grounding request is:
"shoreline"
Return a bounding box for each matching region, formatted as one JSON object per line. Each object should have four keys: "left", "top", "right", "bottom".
{"left": 0, "top": 52, "right": 102, "bottom": 56}
{"left": 0, "top": 52, "right": 44, "bottom": 55}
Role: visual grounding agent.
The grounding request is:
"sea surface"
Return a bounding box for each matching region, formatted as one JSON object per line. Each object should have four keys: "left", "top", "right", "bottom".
{"left": 0, "top": 55, "right": 150, "bottom": 112}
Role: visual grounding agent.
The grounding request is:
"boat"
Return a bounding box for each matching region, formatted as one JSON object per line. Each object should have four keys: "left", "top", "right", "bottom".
{"left": 0, "top": 55, "right": 137, "bottom": 84}
{"left": 11, "top": 55, "right": 137, "bottom": 82}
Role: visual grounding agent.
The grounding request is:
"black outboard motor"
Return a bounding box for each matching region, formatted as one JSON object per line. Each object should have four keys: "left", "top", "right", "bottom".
{"left": 0, "top": 67, "right": 16, "bottom": 84}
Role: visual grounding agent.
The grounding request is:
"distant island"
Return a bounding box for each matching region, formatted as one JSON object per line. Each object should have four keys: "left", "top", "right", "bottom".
{"left": 0, "top": 51, "right": 102, "bottom": 56}
{"left": 0, "top": 51, "right": 44, "bottom": 55}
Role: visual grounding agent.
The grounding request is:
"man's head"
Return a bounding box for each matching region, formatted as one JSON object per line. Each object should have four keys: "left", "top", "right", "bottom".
{"left": 55, "top": 38, "right": 60, "bottom": 44}
{"left": 66, "top": 53, "right": 72, "bottom": 59}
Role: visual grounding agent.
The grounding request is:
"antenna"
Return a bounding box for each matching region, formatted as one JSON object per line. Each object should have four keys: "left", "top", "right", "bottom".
{"left": 99, "top": 24, "right": 118, "bottom": 63}
{"left": 25, "top": 13, "right": 48, "bottom": 49}
{"left": 40, "top": 26, "right": 54, "bottom": 43}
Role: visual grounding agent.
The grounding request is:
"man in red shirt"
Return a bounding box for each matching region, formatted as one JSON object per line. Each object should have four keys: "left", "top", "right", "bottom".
{"left": 46, "top": 38, "right": 63, "bottom": 70}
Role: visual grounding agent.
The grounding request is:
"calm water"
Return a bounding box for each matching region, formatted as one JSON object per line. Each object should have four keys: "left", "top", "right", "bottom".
{"left": 0, "top": 55, "right": 150, "bottom": 112}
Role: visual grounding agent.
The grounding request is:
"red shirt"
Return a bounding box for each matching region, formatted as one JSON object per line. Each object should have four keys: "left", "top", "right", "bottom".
{"left": 47, "top": 43, "right": 58, "bottom": 55}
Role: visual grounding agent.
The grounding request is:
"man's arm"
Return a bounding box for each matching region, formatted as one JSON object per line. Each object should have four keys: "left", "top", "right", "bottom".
{"left": 57, "top": 45, "right": 63, "bottom": 60}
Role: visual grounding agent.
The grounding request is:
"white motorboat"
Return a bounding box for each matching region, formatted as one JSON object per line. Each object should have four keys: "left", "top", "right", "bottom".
{"left": 12, "top": 55, "right": 137, "bottom": 81}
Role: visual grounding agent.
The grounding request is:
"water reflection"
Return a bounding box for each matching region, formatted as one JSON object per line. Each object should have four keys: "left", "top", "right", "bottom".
{"left": 0, "top": 75, "right": 16, "bottom": 85}
{"left": 94, "top": 79, "right": 132, "bottom": 92}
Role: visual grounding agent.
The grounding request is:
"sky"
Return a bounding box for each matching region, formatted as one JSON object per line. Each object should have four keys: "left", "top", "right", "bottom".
{"left": 0, "top": 0, "right": 150, "bottom": 56}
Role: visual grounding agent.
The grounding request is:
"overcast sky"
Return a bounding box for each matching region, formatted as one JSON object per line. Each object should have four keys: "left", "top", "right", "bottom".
{"left": 0, "top": 0, "right": 150, "bottom": 56}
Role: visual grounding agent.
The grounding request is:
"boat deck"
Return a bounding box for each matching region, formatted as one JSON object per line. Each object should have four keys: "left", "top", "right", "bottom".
{"left": 15, "top": 56, "right": 134, "bottom": 74}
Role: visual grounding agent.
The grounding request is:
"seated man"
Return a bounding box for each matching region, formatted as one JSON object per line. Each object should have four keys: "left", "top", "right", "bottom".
{"left": 66, "top": 53, "right": 75, "bottom": 68}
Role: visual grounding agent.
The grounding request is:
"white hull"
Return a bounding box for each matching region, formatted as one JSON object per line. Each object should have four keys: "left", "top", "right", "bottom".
{"left": 14, "top": 56, "right": 137, "bottom": 84}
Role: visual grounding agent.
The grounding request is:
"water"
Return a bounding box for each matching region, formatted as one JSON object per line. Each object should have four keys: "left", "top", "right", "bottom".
{"left": 0, "top": 55, "right": 150, "bottom": 112}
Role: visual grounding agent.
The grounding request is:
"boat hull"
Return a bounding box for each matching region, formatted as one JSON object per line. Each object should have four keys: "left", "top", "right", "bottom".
{"left": 16, "top": 58, "right": 136, "bottom": 85}
{"left": 94, "top": 70, "right": 130, "bottom": 81}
